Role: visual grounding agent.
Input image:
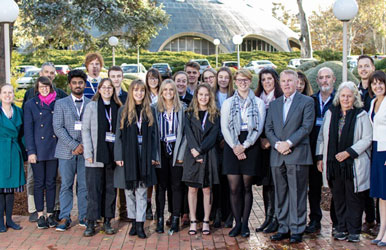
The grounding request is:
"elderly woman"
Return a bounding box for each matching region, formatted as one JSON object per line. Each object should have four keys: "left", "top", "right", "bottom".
{"left": 316, "top": 81, "right": 372, "bottom": 243}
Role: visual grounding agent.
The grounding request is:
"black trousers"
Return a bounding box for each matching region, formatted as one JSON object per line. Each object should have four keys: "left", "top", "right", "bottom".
{"left": 330, "top": 177, "right": 365, "bottom": 234}
{"left": 31, "top": 160, "right": 58, "bottom": 213}
{"left": 363, "top": 190, "right": 376, "bottom": 223}
{"left": 156, "top": 144, "right": 183, "bottom": 218}
{"left": 308, "top": 163, "right": 323, "bottom": 222}
{"left": 86, "top": 164, "right": 116, "bottom": 221}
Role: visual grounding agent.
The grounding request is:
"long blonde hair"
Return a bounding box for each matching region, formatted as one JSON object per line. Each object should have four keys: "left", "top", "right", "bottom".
{"left": 156, "top": 79, "right": 182, "bottom": 112}
{"left": 187, "top": 83, "right": 218, "bottom": 123}
{"left": 120, "top": 79, "right": 154, "bottom": 129}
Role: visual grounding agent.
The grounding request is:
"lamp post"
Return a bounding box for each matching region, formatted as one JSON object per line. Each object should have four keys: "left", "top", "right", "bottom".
{"left": 232, "top": 35, "right": 243, "bottom": 69}
{"left": 333, "top": 0, "right": 358, "bottom": 82}
{"left": 108, "top": 36, "right": 119, "bottom": 66}
{"left": 0, "top": 0, "right": 19, "bottom": 84}
{"left": 213, "top": 39, "right": 220, "bottom": 68}
{"left": 137, "top": 45, "right": 140, "bottom": 73}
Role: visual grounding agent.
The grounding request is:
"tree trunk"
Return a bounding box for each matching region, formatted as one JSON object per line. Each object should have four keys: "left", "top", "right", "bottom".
{"left": 297, "top": 0, "right": 312, "bottom": 58}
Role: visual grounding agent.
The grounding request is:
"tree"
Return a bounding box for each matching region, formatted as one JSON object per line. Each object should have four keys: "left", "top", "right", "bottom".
{"left": 271, "top": 2, "right": 299, "bottom": 33}
{"left": 15, "top": 0, "right": 169, "bottom": 51}
{"left": 297, "top": 0, "right": 313, "bottom": 58}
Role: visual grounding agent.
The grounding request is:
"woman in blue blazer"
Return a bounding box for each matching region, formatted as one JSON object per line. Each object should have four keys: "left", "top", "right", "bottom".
{"left": 24, "top": 77, "right": 59, "bottom": 229}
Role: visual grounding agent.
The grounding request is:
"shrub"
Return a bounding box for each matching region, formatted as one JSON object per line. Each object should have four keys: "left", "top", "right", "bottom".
{"left": 297, "top": 60, "right": 321, "bottom": 72}
{"left": 314, "top": 50, "right": 342, "bottom": 62}
{"left": 375, "top": 58, "right": 386, "bottom": 70}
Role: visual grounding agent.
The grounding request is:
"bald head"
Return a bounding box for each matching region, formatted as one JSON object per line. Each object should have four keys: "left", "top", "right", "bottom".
{"left": 316, "top": 67, "right": 335, "bottom": 93}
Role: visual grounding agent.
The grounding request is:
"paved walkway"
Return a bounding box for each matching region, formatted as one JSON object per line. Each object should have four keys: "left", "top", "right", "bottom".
{"left": 0, "top": 186, "right": 380, "bottom": 250}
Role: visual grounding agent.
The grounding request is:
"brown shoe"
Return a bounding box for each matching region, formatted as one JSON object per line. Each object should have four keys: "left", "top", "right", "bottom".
{"left": 362, "top": 221, "right": 376, "bottom": 234}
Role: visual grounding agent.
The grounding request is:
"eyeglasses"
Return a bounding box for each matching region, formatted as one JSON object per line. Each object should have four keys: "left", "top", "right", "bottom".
{"left": 235, "top": 78, "right": 250, "bottom": 83}
{"left": 148, "top": 77, "right": 158, "bottom": 82}
{"left": 101, "top": 87, "right": 113, "bottom": 91}
{"left": 204, "top": 76, "right": 215, "bottom": 81}
{"left": 187, "top": 71, "right": 198, "bottom": 75}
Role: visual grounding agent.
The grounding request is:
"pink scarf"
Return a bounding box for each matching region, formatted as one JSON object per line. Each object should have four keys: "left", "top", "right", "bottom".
{"left": 39, "top": 91, "right": 57, "bottom": 106}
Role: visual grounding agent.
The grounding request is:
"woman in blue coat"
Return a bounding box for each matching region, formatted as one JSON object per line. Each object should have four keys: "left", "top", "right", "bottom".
{"left": 0, "top": 84, "right": 26, "bottom": 233}
{"left": 24, "top": 77, "right": 59, "bottom": 229}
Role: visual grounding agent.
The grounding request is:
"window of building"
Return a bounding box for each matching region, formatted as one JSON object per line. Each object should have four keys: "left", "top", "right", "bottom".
{"left": 162, "top": 36, "right": 217, "bottom": 55}
{"left": 240, "top": 38, "right": 278, "bottom": 52}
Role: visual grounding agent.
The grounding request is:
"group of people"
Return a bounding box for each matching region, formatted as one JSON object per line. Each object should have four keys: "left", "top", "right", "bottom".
{"left": 0, "top": 53, "right": 385, "bottom": 246}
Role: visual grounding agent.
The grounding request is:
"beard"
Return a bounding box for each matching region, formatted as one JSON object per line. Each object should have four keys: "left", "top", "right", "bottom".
{"left": 320, "top": 85, "right": 332, "bottom": 92}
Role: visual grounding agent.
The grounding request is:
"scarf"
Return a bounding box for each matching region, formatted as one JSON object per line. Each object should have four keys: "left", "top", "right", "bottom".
{"left": 96, "top": 97, "right": 118, "bottom": 164}
{"left": 259, "top": 90, "right": 275, "bottom": 110}
{"left": 326, "top": 105, "right": 361, "bottom": 181}
{"left": 39, "top": 91, "right": 57, "bottom": 106}
{"left": 228, "top": 89, "right": 259, "bottom": 146}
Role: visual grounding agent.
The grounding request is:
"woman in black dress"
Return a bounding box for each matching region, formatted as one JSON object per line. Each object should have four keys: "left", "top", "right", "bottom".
{"left": 220, "top": 69, "right": 265, "bottom": 237}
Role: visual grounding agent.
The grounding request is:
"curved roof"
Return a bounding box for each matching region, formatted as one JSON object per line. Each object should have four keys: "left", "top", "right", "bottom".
{"left": 149, "top": 0, "right": 300, "bottom": 53}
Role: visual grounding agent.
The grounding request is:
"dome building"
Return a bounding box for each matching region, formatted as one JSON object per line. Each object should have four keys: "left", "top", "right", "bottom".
{"left": 149, "top": 0, "right": 301, "bottom": 55}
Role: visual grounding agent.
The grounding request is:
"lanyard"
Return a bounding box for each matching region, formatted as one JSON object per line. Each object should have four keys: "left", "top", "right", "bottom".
{"left": 165, "top": 110, "right": 174, "bottom": 135}
{"left": 318, "top": 93, "right": 331, "bottom": 115}
{"left": 136, "top": 113, "right": 142, "bottom": 134}
{"left": 202, "top": 111, "right": 208, "bottom": 130}
{"left": 74, "top": 100, "right": 84, "bottom": 118}
{"left": 105, "top": 107, "right": 112, "bottom": 132}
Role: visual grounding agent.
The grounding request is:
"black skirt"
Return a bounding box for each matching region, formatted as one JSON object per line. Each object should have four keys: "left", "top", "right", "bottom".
{"left": 222, "top": 131, "right": 260, "bottom": 176}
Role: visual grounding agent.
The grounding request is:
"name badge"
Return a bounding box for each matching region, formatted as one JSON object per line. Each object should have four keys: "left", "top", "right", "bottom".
{"left": 166, "top": 134, "right": 177, "bottom": 142}
{"left": 105, "top": 132, "right": 115, "bottom": 142}
{"left": 138, "top": 135, "right": 143, "bottom": 144}
{"left": 316, "top": 117, "right": 323, "bottom": 126}
{"left": 74, "top": 121, "right": 82, "bottom": 131}
{"left": 241, "top": 123, "right": 248, "bottom": 131}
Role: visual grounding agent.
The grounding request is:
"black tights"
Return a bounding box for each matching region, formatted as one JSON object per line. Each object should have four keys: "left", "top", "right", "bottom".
{"left": 227, "top": 175, "right": 254, "bottom": 229}
{"left": 0, "top": 192, "right": 16, "bottom": 227}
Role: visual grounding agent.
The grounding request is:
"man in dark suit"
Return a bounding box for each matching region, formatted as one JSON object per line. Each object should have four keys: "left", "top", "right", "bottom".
{"left": 108, "top": 66, "right": 128, "bottom": 104}
{"left": 265, "top": 70, "right": 315, "bottom": 243}
{"left": 53, "top": 70, "right": 91, "bottom": 231}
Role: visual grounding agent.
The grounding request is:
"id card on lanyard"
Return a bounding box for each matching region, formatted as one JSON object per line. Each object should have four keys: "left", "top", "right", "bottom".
{"left": 137, "top": 114, "right": 143, "bottom": 144}
{"left": 105, "top": 107, "right": 115, "bottom": 142}
{"left": 240, "top": 100, "right": 248, "bottom": 131}
{"left": 165, "top": 110, "right": 177, "bottom": 142}
{"left": 74, "top": 100, "right": 84, "bottom": 131}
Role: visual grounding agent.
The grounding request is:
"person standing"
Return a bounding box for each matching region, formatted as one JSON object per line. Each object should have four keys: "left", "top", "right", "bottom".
{"left": 266, "top": 70, "right": 315, "bottom": 243}
{"left": 82, "top": 78, "right": 122, "bottom": 236}
{"left": 174, "top": 71, "right": 193, "bottom": 106}
{"left": 0, "top": 84, "right": 25, "bottom": 233}
{"left": 84, "top": 52, "right": 104, "bottom": 99}
{"left": 185, "top": 61, "right": 201, "bottom": 95}
{"left": 109, "top": 66, "right": 128, "bottom": 104}
{"left": 54, "top": 70, "right": 91, "bottom": 231}
{"left": 201, "top": 68, "right": 217, "bottom": 90}
{"left": 114, "top": 79, "right": 158, "bottom": 239}
{"left": 221, "top": 69, "right": 265, "bottom": 237}
{"left": 24, "top": 77, "right": 59, "bottom": 229}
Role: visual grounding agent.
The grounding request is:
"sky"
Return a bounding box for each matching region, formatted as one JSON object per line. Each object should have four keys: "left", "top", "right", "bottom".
{"left": 249, "top": 0, "right": 336, "bottom": 15}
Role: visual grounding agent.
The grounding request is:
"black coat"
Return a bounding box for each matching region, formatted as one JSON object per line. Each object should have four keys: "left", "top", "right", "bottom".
{"left": 182, "top": 111, "right": 220, "bottom": 187}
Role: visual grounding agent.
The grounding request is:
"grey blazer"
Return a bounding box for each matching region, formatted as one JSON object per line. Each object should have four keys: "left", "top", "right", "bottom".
{"left": 153, "top": 104, "right": 187, "bottom": 167}
{"left": 81, "top": 101, "right": 104, "bottom": 167}
{"left": 265, "top": 92, "right": 315, "bottom": 166}
{"left": 53, "top": 95, "right": 90, "bottom": 160}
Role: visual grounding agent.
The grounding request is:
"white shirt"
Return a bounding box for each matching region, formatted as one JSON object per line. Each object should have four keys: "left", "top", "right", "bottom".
{"left": 283, "top": 91, "right": 296, "bottom": 124}
{"left": 71, "top": 94, "right": 85, "bottom": 117}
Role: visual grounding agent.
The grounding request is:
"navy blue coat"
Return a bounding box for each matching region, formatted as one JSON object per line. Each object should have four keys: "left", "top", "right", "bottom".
{"left": 24, "top": 96, "right": 58, "bottom": 161}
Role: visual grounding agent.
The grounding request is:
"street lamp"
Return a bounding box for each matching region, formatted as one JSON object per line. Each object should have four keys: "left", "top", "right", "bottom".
{"left": 213, "top": 39, "right": 220, "bottom": 68}
{"left": 108, "top": 36, "right": 119, "bottom": 66}
{"left": 232, "top": 35, "right": 243, "bottom": 69}
{"left": 333, "top": 0, "right": 358, "bottom": 82}
{"left": 0, "top": 0, "right": 19, "bottom": 84}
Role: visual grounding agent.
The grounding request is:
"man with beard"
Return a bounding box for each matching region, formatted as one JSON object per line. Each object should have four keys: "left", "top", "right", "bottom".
{"left": 84, "top": 52, "right": 104, "bottom": 99}
{"left": 53, "top": 70, "right": 90, "bottom": 231}
{"left": 305, "top": 67, "right": 337, "bottom": 234}
{"left": 185, "top": 61, "right": 201, "bottom": 95}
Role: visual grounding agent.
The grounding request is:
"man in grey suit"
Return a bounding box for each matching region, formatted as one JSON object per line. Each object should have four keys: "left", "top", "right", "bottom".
{"left": 265, "top": 69, "right": 315, "bottom": 243}
{"left": 53, "top": 70, "right": 91, "bottom": 231}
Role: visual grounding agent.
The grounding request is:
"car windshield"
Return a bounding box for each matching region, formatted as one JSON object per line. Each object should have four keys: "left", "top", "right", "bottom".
{"left": 196, "top": 61, "right": 208, "bottom": 66}
{"left": 122, "top": 65, "right": 139, "bottom": 73}
{"left": 225, "top": 63, "right": 237, "bottom": 66}
{"left": 24, "top": 70, "right": 39, "bottom": 77}
{"left": 256, "top": 61, "right": 271, "bottom": 65}
{"left": 153, "top": 65, "right": 167, "bottom": 69}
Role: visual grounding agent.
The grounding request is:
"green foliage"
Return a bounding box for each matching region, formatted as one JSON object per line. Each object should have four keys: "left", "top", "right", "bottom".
{"left": 53, "top": 75, "right": 69, "bottom": 94}
{"left": 313, "top": 50, "right": 342, "bottom": 62}
{"left": 14, "top": 89, "right": 26, "bottom": 102}
{"left": 297, "top": 60, "right": 321, "bottom": 72}
{"left": 305, "top": 61, "right": 359, "bottom": 93}
{"left": 375, "top": 58, "right": 386, "bottom": 70}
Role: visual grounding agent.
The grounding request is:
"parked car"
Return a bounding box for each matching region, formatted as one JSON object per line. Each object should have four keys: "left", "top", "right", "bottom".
{"left": 55, "top": 65, "right": 71, "bottom": 75}
{"left": 287, "top": 58, "right": 317, "bottom": 69}
{"left": 151, "top": 63, "right": 172, "bottom": 79}
{"left": 190, "top": 59, "right": 211, "bottom": 74}
{"left": 16, "top": 68, "right": 41, "bottom": 89}
{"left": 222, "top": 61, "right": 238, "bottom": 69}
{"left": 16, "top": 65, "right": 39, "bottom": 74}
{"left": 244, "top": 60, "right": 277, "bottom": 74}
{"left": 121, "top": 63, "right": 147, "bottom": 81}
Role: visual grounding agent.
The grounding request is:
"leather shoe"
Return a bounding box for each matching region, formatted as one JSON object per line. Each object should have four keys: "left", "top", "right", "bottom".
{"left": 256, "top": 216, "right": 272, "bottom": 232}
{"left": 224, "top": 214, "right": 233, "bottom": 228}
{"left": 304, "top": 220, "right": 321, "bottom": 234}
{"left": 83, "top": 221, "right": 96, "bottom": 237}
{"left": 136, "top": 222, "right": 146, "bottom": 238}
{"left": 362, "top": 221, "right": 376, "bottom": 234}
{"left": 129, "top": 221, "right": 137, "bottom": 236}
{"left": 263, "top": 217, "right": 278, "bottom": 233}
{"left": 241, "top": 226, "right": 250, "bottom": 238}
{"left": 228, "top": 224, "right": 241, "bottom": 237}
{"left": 270, "top": 232, "right": 290, "bottom": 241}
{"left": 290, "top": 234, "right": 303, "bottom": 243}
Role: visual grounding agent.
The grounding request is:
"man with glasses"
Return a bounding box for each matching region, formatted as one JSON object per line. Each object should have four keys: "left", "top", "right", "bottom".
{"left": 22, "top": 62, "right": 67, "bottom": 223}
{"left": 185, "top": 61, "right": 201, "bottom": 95}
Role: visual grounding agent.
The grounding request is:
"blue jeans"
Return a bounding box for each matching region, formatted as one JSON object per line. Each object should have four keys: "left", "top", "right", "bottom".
{"left": 58, "top": 155, "right": 87, "bottom": 221}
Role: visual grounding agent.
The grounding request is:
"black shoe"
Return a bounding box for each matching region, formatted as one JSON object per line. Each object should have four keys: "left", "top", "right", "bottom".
{"left": 228, "top": 224, "right": 241, "bottom": 237}
{"left": 29, "top": 211, "right": 38, "bottom": 222}
{"left": 47, "top": 215, "right": 58, "bottom": 228}
{"left": 347, "top": 234, "right": 360, "bottom": 242}
{"left": 263, "top": 217, "right": 278, "bottom": 233}
{"left": 37, "top": 216, "right": 48, "bottom": 229}
{"left": 103, "top": 219, "right": 115, "bottom": 235}
{"left": 83, "top": 220, "right": 96, "bottom": 237}
{"left": 53, "top": 210, "right": 60, "bottom": 222}
{"left": 169, "top": 216, "right": 180, "bottom": 233}
{"left": 129, "top": 221, "right": 137, "bottom": 236}
{"left": 270, "top": 232, "right": 290, "bottom": 241}
{"left": 146, "top": 202, "right": 153, "bottom": 220}
{"left": 156, "top": 217, "right": 164, "bottom": 233}
{"left": 331, "top": 227, "right": 338, "bottom": 237}
{"left": 334, "top": 232, "right": 348, "bottom": 241}
{"left": 224, "top": 214, "right": 233, "bottom": 228}
{"left": 241, "top": 225, "right": 250, "bottom": 238}
{"left": 304, "top": 220, "right": 321, "bottom": 234}
{"left": 213, "top": 209, "right": 222, "bottom": 228}
{"left": 256, "top": 216, "right": 272, "bottom": 232}
{"left": 290, "top": 234, "right": 303, "bottom": 243}
{"left": 136, "top": 222, "right": 146, "bottom": 238}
